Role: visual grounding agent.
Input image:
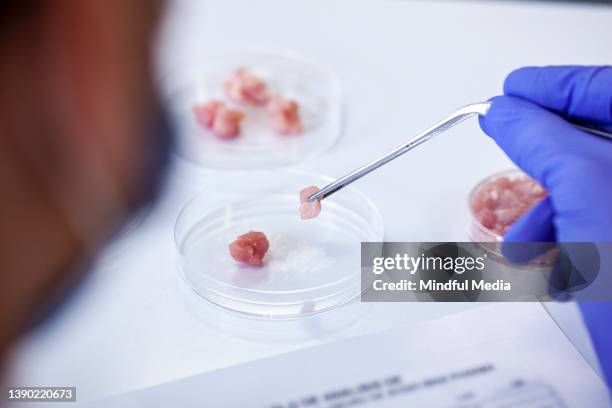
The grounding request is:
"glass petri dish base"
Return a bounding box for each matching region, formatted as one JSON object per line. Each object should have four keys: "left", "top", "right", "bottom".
{"left": 162, "top": 48, "right": 344, "bottom": 170}
{"left": 175, "top": 172, "right": 383, "bottom": 319}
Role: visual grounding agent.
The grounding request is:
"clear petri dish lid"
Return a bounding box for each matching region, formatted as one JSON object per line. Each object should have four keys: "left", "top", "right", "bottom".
{"left": 174, "top": 171, "right": 384, "bottom": 319}
{"left": 161, "top": 47, "right": 344, "bottom": 170}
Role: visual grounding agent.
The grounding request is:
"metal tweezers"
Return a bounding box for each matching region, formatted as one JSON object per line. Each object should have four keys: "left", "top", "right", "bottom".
{"left": 308, "top": 100, "right": 612, "bottom": 202}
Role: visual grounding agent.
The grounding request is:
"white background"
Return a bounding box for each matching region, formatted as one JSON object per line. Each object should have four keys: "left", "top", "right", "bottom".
{"left": 8, "top": 0, "right": 612, "bottom": 403}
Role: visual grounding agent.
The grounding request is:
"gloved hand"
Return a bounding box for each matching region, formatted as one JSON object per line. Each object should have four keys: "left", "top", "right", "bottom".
{"left": 479, "top": 65, "right": 612, "bottom": 244}
{"left": 479, "top": 65, "right": 612, "bottom": 389}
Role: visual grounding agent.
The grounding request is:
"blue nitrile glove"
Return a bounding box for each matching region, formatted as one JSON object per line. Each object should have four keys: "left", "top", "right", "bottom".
{"left": 479, "top": 65, "right": 612, "bottom": 388}
{"left": 479, "top": 66, "right": 612, "bottom": 243}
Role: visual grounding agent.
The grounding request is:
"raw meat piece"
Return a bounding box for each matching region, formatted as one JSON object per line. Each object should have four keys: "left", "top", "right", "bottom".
{"left": 299, "top": 186, "right": 322, "bottom": 220}
{"left": 193, "top": 100, "right": 224, "bottom": 128}
{"left": 192, "top": 100, "right": 245, "bottom": 139}
{"left": 211, "top": 106, "right": 245, "bottom": 139}
{"left": 224, "top": 68, "right": 270, "bottom": 106}
{"left": 267, "top": 95, "right": 303, "bottom": 135}
{"left": 229, "top": 231, "right": 270, "bottom": 267}
{"left": 471, "top": 175, "right": 547, "bottom": 237}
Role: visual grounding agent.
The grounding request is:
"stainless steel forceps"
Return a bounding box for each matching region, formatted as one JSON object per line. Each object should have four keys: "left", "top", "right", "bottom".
{"left": 308, "top": 100, "right": 612, "bottom": 202}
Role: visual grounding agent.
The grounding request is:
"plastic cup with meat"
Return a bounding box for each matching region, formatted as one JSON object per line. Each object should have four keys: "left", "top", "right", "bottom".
{"left": 224, "top": 68, "right": 270, "bottom": 107}
{"left": 299, "top": 186, "right": 322, "bottom": 220}
{"left": 228, "top": 231, "right": 270, "bottom": 267}
{"left": 267, "top": 95, "right": 303, "bottom": 135}
{"left": 192, "top": 100, "right": 245, "bottom": 140}
{"left": 471, "top": 175, "right": 547, "bottom": 238}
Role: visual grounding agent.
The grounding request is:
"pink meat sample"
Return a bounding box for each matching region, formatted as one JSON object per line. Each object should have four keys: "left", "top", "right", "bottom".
{"left": 211, "top": 107, "right": 245, "bottom": 139}
{"left": 299, "top": 186, "right": 322, "bottom": 220}
{"left": 224, "top": 68, "right": 270, "bottom": 106}
{"left": 471, "top": 175, "right": 547, "bottom": 236}
{"left": 229, "top": 231, "right": 270, "bottom": 267}
{"left": 193, "top": 100, "right": 224, "bottom": 128}
{"left": 193, "top": 100, "right": 245, "bottom": 139}
{"left": 267, "top": 95, "right": 303, "bottom": 135}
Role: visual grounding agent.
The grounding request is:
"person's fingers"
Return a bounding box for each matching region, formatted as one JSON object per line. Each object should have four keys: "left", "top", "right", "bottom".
{"left": 504, "top": 198, "right": 555, "bottom": 243}
{"left": 479, "top": 95, "right": 598, "bottom": 187}
{"left": 501, "top": 198, "right": 556, "bottom": 263}
{"left": 504, "top": 66, "right": 612, "bottom": 124}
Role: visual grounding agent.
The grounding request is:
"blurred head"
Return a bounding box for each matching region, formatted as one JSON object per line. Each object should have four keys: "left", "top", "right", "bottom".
{"left": 0, "top": 0, "right": 170, "bottom": 361}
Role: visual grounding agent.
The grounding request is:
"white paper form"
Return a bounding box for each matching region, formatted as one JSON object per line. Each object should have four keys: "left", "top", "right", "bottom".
{"left": 92, "top": 303, "right": 610, "bottom": 408}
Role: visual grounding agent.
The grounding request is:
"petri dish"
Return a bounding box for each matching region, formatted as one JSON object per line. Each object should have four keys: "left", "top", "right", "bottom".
{"left": 162, "top": 48, "right": 344, "bottom": 170}
{"left": 178, "top": 276, "right": 371, "bottom": 342}
{"left": 175, "top": 171, "right": 384, "bottom": 319}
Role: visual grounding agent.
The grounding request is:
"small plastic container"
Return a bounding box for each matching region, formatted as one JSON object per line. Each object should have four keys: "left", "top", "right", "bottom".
{"left": 175, "top": 171, "right": 384, "bottom": 319}
{"left": 162, "top": 48, "right": 344, "bottom": 170}
{"left": 467, "top": 169, "right": 554, "bottom": 267}
{"left": 468, "top": 169, "right": 520, "bottom": 243}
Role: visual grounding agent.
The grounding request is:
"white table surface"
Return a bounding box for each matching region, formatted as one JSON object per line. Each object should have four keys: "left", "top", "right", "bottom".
{"left": 8, "top": 0, "right": 612, "bottom": 403}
